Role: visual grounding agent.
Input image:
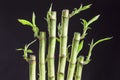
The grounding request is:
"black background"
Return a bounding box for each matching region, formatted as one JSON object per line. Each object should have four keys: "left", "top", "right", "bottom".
{"left": 0, "top": 0, "right": 120, "bottom": 80}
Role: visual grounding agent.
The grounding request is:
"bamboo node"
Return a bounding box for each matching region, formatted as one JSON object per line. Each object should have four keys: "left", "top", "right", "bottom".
{"left": 75, "top": 75, "right": 81, "bottom": 78}
{"left": 47, "top": 57, "right": 55, "bottom": 59}
{"left": 69, "top": 61, "right": 76, "bottom": 65}
{"left": 57, "top": 72, "right": 64, "bottom": 75}
{"left": 59, "top": 54, "right": 66, "bottom": 58}
{"left": 39, "top": 62, "right": 45, "bottom": 65}
{"left": 62, "top": 9, "right": 69, "bottom": 18}
{"left": 48, "top": 76, "right": 55, "bottom": 79}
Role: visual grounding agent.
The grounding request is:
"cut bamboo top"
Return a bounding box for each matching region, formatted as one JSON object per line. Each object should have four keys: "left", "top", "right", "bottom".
{"left": 50, "top": 11, "right": 56, "bottom": 20}
{"left": 62, "top": 9, "right": 69, "bottom": 18}
{"left": 74, "top": 32, "right": 80, "bottom": 40}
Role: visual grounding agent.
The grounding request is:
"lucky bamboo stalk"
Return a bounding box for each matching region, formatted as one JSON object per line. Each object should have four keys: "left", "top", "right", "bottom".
{"left": 75, "top": 56, "right": 84, "bottom": 80}
{"left": 67, "top": 32, "right": 80, "bottom": 80}
{"left": 29, "top": 55, "right": 36, "bottom": 80}
{"left": 38, "top": 32, "right": 46, "bottom": 80}
{"left": 57, "top": 9, "right": 69, "bottom": 80}
{"left": 17, "top": 3, "right": 112, "bottom": 80}
{"left": 47, "top": 11, "right": 57, "bottom": 80}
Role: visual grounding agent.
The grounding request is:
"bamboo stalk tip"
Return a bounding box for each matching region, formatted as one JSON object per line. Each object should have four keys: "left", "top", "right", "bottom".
{"left": 51, "top": 11, "right": 57, "bottom": 19}
{"left": 30, "top": 55, "right": 36, "bottom": 60}
{"left": 74, "top": 32, "right": 80, "bottom": 40}
{"left": 62, "top": 9, "right": 69, "bottom": 17}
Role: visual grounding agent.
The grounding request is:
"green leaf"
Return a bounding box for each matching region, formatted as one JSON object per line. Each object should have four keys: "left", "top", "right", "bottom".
{"left": 77, "top": 40, "right": 84, "bottom": 53}
{"left": 18, "top": 19, "right": 33, "bottom": 27}
{"left": 18, "top": 12, "right": 39, "bottom": 38}
{"left": 93, "top": 37, "right": 112, "bottom": 47}
{"left": 80, "top": 4, "right": 92, "bottom": 11}
{"left": 57, "top": 23, "right": 62, "bottom": 37}
{"left": 49, "top": 3, "right": 53, "bottom": 12}
{"left": 80, "top": 15, "right": 100, "bottom": 39}
{"left": 46, "top": 4, "right": 53, "bottom": 34}
{"left": 66, "top": 45, "right": 71, "bottom": 61}
{"left": 87, "top": 15, "right": 100, "bottom": 26}
{"left": 69, "top": 4, "right": 92, "bottom": 18}
{"left": 16, "top": 48, "right": 23, "bottom": 51}
{"left": 32, "top": 26, "right": 39, "bottom": 37}
{"left": 32, "top": 12, "right": 36, "bottom": 26}
{"left": 16, "top": 40, "right": 36, "bottom": 61}
{"left": 80, "top": 18, "right": 89, "bottom": 39}
{"left": 85, "top": 37, "right": 112, "bottom": 63}
{"left": 80, "top": 18, "right": 87, "bottom": 27}
{"left": 27, "top": 39, "right": 37, "bottom": 48}
{"left": 31, "top": 12, "right": 39, "bottom": 38}
{"left": 27, "top": 49, "right": 33, "bottom": 53}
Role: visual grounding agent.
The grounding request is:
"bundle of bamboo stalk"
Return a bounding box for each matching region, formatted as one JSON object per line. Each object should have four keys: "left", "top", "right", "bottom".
{"left": 17, "top": 4, "right": 112, "bottom": 80}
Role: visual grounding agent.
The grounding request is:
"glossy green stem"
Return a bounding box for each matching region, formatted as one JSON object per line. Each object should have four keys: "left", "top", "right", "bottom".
{"left": 47, "top": 11, "right": 56, "bottom": 80}
{"left": 38, "top": 32, "right": 46, "bottom": 80}
{"left": 57, "top": 9, "right": 69, "bottom": 80}
{"left": 75, "top": 56, "right": 84, "bottom": 80}
{"left": 29, "top": 55, "right": 36, "bottom": 80}
{"left": 67, "top": 32, "right": 80, "bottom": 80}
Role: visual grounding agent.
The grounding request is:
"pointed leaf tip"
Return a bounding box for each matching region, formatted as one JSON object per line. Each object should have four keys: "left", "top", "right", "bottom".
{"left": 81, "top": 4, "right": 92, "bottom": 11}
{"left": 49, "top": 3, "right": 53, "bottom": 12}
{"left": 16, "top": 48, "right": 23, "bottom": 51}
{"left": 27, "top": 49, "right": 33, "bottom": 53}
{"left": 84, "top": 4, "right": 92, "bottom": 8}
{"left": 93, "top": 37, "right": 112, "bottom": 47}
{"left": 77, "top": 40, "right": 84, "bottom": 53}
{"left": 18, "top": 19, "right": 33, "bottom": 27}
{"left": 87, "top": 15, "right": 100, "bottom": 26}
{"left": 32, "top": 11, "right": 36, "bottom": 26}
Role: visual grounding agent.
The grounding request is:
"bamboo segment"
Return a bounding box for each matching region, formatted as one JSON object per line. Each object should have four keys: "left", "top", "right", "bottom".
{"left": 29, "top": 55, "right": 36, "bottom": 80}
{"left": 67, "top": 32, "right": 80, "bottom": 80}
{"left": 57, "top": 9, "right": 69, "bottom": 80}
{"left": 38, "top": 32, "right": 46, "bottom": 80}
{"left": 47, "top": 11, "right": 56, "bottom": 80}
{"left": 75, "top": 56, "right": 84, "bottom": 80}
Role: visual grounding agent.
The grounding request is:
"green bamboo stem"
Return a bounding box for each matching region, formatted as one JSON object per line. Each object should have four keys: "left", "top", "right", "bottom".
{"left": 47, "top": 11, "right": 56, "bottom": 80}
{"left": 75, "top": 56, "right": 84, "bottom": 80}
{"left": 67, "top": 32, "right": 80, "bottom": 80}
{"left": 57, "top": 9, "right": 69, "bottom": 80}
{"left": 38, "top": 32, "right": 46, "bottom": 80}
{"left": 29, "top": 55, "right": 36, "bottom": 80}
